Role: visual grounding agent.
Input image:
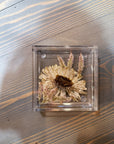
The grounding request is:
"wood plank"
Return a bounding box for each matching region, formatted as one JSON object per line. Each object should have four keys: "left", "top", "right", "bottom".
{"left": 0, "top": 14, "right": 113, "bottom": 109}
{"left": 0, "top": 11, "right": 113, "bottom": 114}
{"left": 0, "top": 0, "right": 113, "bottom": 56}
{"left": 0, "top": 0, "right": 24, "bottom": 11}
{"left": 0, "top": 103, "right": 112, "bottom": 144}
{"left": 0, "top": 0, "right": 113, "bottom": 144}
{"left": 0, "top": 0, "right": 113, "bottom": 109}
{"left": 0, "top": 0, "right": 113, "bottom": 111}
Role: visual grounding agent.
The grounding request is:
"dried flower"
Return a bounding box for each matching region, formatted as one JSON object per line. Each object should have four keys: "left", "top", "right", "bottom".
{"left": 38, "top": 52, "right": 87, "bottom": 103}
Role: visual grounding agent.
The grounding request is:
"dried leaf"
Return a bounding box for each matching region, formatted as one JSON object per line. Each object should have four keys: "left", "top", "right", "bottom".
{"left": 78, "top": 53, "right": 84, "bottom": 73}
{"left": 67, "top": 52, "right": 74, "bottom": 69}
{"left": 57, "top": 56, "right": 66, "bottom": 67}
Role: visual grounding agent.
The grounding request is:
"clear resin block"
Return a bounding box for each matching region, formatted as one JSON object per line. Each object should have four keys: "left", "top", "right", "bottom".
{"left": 32, "top": 45, "right": 98, "bottom": 111}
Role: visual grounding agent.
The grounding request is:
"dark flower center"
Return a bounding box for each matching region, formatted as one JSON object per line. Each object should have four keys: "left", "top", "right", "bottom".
{"left": 55, "top": 75, "right": 73, "bottom": 87}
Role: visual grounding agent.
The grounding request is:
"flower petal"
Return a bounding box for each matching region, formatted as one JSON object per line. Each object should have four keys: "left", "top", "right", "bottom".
{"left": 78, "top": 53, "right": 84, "bottom": 73}
{"left": 68, "top": 91, "right": 81, "bottom": 102}
{"left": 67, "top": 52, "right": 74, "bottom": 69}
{"left": 57, "top": 56, "right": 66, "bottom": 67}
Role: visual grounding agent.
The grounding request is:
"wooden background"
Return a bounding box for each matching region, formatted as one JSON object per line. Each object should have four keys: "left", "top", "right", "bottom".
{"left": 0, "top": 0, "right": 113, "bottom": 144}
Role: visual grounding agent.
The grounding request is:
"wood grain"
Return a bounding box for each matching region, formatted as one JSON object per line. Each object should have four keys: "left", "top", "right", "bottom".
{"left": 0, "top": 0, "right": 113, "bottom": 56}
{"left": 0, "top": 0, "right": 24, "bottom": 11}
{"left": 0, "top": 0, "right": 113, "bottom": 144}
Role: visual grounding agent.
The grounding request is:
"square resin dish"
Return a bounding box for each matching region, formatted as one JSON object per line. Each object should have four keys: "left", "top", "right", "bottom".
{"left": 32, "top": 45, "right": 98, "bottom": 111}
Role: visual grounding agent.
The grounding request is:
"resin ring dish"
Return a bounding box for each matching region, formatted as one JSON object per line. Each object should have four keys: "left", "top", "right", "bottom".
{"left": 32, "top": 45, "right": 98, "bottom": 111}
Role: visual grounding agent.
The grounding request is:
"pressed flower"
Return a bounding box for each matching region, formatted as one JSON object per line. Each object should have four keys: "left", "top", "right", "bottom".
{"left": 38, "top": 52, "right": 87, "bottom": 103}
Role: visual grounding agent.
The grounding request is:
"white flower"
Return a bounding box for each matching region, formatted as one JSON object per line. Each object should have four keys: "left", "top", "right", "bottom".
{"left": 38, "top": 53, "right": 87, "bottom": 103}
